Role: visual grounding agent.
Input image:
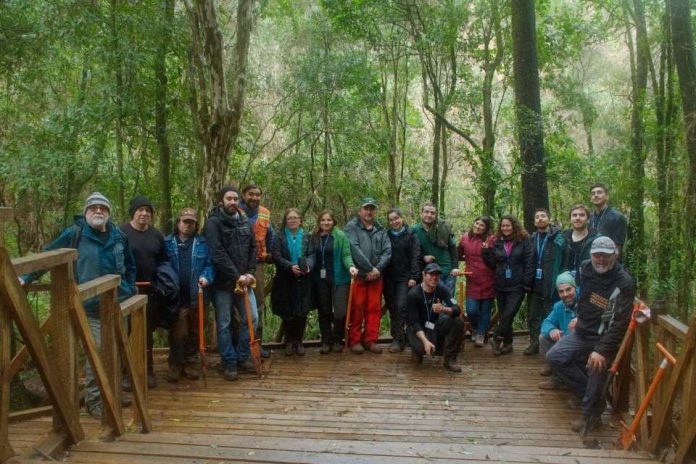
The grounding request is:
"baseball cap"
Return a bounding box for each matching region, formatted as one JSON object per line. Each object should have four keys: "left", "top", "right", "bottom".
{"left": 424, "top": 263, "right": 442, "bottom": 274}
{"left": 360, "top": 197, "right": 378, "bottom": 208}
{"left": 178, "top": 208, "right": 197, "bottom": 222}
{"left": 590, "top": 236, "right": 617, "bottom": 255}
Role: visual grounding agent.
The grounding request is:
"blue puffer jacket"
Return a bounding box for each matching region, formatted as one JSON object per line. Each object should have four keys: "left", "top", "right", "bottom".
{"left": 164, "top": 234, "right": 214, "bottom": 307}
{"left": 22, "top": 216, "right": 136, "bottom": 317}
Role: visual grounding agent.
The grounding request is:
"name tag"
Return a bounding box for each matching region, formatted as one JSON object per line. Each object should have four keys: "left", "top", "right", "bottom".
{"left": 425, "top": 321, "right": 435, "bottom": 330}
{"left": 536, "top": 268, "right": 543, "bottom": 280}
{"left": 320, "top": 268, "right": 326, "bottom": 279}
{"left": 505, "top": 267, "right": 512, "bottom": 279}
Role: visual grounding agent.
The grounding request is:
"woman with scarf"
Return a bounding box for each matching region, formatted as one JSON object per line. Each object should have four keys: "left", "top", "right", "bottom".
{"left": 271, "top": 208, "right": 313, "bottom": 356}
{"left": 483, "top": 214, "right": 534, "bottom": 355}
{"left": 383, "top": 208, "right": 421, "bottom": 352}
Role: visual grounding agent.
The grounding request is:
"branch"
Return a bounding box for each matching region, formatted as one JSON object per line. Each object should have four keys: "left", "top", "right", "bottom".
{"left": 423, "top": 104, "right": 481, "bottom": 151}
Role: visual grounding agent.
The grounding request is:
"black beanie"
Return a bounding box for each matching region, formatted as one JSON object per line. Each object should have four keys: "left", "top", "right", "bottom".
{"left": 218, "top": 185, "right": 239, "bottom": 203}
{"left": 129, "top": 196, "right": 154, "bottom": 218}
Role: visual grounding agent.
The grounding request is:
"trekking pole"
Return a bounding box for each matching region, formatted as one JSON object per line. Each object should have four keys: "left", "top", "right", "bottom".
{"left": 198, "top": 286, "right": 207, "bottom": 387}
{"left": 235, "top": 277, "right": 263, "bottom": 377}
{"left": 344, "top": 276, "right": 356, "bottom": 352}
{"left": 616, "top": 342, "right": 676, "bottom": 450}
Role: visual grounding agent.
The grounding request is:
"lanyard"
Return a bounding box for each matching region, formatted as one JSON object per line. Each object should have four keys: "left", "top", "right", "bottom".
{"left": 592, "top": 208, "right": 607, "bottom": 231}
{"left": 421, "top": 286, "right": 435, "bottom": 323}
{"left": 319, "top": 234, "right": 330, "bottom": 269}
{"left": 536, "top": 233, "right": 547, "bottom": 266}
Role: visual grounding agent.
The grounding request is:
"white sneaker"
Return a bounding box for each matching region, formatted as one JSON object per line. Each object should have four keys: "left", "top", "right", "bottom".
{"left": 474, "top": 334, "right": 484, "bottom": 347}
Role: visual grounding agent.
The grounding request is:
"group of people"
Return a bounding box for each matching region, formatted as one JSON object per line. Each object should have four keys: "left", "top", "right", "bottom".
{"left": 20, "top": 182, "right": 635, "bottom": 434}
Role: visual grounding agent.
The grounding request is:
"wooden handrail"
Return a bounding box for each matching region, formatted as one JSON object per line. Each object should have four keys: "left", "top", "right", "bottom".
{"left": 655, "top": 314, "right": 689, "bottom": 340}
{"left": 11, "top": 249, "right": 76, "bottom": 275}
{"left": 77, "top": 274, "right": 120, "bottom": 301}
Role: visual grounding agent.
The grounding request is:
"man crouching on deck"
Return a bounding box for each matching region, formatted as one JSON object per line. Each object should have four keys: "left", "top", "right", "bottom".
{"left": 406, "top": 263, "right": 464, "bottom": 372}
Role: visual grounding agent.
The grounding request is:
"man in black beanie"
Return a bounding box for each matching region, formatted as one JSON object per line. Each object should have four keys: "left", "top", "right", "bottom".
{"left": 120, "top": 195, "right": 167, "bottom": 388}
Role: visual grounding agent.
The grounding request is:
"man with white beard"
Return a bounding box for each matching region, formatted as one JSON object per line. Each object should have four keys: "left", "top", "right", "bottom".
{"left": 20, "top": 192, "right": 136, "bottom": 419}
{"left": 546, "top": 237, "right": 635, "bottom": 434}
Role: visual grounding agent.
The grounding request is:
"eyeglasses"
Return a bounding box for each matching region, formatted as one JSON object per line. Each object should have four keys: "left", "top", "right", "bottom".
{"left": 286, "top": 216, "right": 301, "bottom": 221}
{"left": 86, "top": 205, "right": 108, "bottom": 212}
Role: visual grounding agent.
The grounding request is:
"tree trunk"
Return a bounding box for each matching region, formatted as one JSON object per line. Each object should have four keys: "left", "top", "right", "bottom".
{"left": 155, "top": 0, "right": 174, "bottom": 230}
{"left": 625, "top": 0, "right": 648, "bottom": 297}
{"left": 431, "top": 116, "right": 441, "bottom": 207}
{"left": 511, "top": 0, "right": 549, "bottom": 232}
{"left": 110, "top": 0, "right": 126, "bottom": 214}
{"left": 668, "top": 0, "right": 696, "bottom": 315}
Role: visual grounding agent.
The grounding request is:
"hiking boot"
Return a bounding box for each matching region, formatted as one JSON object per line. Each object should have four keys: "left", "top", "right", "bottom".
{"left": 490, "top": 337, "right": 503, "bottom": 356}
{"left": 567, "top": 396, "right": 582, "bottom": 410}
{"left": 295, "top": 342, "right": 306, "bottom": 356}
{"left": 147, "top": 372, "right": 157, "bottom": 389}
{"left": 284, "top": 343, "right": 294, "bottom": 356}
{"left": 319, "top": 343, "right": 332, "bottom": 354}
{"left": 184, "top": 366, "right": 200, "bottom": 380}
{"left": 500, "top": 343, "right": 513, "bottom": 355}
{"left": 388, "top": 341, "right": 403, "bottom": 353}
{"left": 167, "top": 365, "right": 181, "bottom": 383}
{"left": 87, "top": 404, "right": 102, "bottom": 420}
{"left": 237, "top": 359, "right": 255, "bottom": 373}
{"left": 523, "top": 341, "right": 539, "bottom": 355}
{"left": 538, "top": 379, "right": 567, "bottom": 390}
{"left": 539, "top": 364, "right": 553, "bottom": 376}
{"left": 222, "top": 366, "right": 239, "bottom": 382}
{"left": 412, "top": 351, "right": 423, "bottom": 364}
{"left": 571, "top": 415, "right": 602, "bottom": 434}
{"left": 474, "top": 335, "right": 484, "bottom": 347}
{"left": 444, "top": 357, "right": 462, "bottom": 373}
{"left": 365, "top": 343, "right": 383, "bottom": 354}
{"left": 332, "top": 342, "right": 344, "bottom": 353}
{"left": 350, "top": 344, "right": 365, "bottom": 354}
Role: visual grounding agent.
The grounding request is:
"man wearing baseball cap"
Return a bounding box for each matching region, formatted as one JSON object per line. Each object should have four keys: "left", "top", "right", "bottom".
{"left": 546, "top": 236, "right": 635, "bottom": 434}
{"left": 20, "top": 192, "right": 136, "bottom": 419}
{"left": 405, "top": 263, "right": 464, "bottom": 372}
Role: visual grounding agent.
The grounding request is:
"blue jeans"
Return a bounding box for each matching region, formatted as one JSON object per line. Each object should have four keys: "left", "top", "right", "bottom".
{"left": 440, "top": 274, "right": 456, "bottom": 296}
{"left": 212, "top": 288, "right": 258, "bottom": 368}
{"left": 84, "top": 316, "right": 101, "bottom": 411}
{"left": 546, "top": 331, "right": 608, "bottom": 417}
{"left": 465, "top": 297, "right": 493, "bottom": 336}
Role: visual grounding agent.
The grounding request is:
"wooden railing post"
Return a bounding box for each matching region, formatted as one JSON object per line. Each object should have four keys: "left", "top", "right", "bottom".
{"left": 130, "top": 302, "right": 148, "bottom": 410}
{"left": 100, "top": 288, "right": 122, "bottom": 432}
{"left": 633, "top": 319, "right": 651, "bottom": 450}
{"left": 1, "top": 305, "right": 15, "bottom": 462}
{"left": 50, "top": 262, "right": 79, "bottom": 435}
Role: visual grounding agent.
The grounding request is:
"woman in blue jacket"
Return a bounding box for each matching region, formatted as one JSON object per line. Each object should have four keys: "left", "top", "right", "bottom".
{"left": 164, "top": 208, "right": 214, "bottom": 382}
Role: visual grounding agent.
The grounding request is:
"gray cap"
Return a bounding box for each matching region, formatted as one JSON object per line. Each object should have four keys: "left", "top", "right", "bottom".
{"left": 423, "top": 263, "right": 442, "bottom": 274}
{"left": 84, "top": 192, "right": 112, "bottom": 213}
{"left": 591, "top": 236, "right": 617, "bottom": 255}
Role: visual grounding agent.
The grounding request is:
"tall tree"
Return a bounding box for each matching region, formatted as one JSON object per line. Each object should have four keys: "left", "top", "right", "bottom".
{"left": 511, "top": 0, "right": 549, "bottom": 231}
{"left": 185, "top": 0, "right": 254, "bottom": 208}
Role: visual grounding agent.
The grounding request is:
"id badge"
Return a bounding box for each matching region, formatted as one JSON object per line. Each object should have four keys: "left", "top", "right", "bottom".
{"left": 425, "top": 321, "right": 435, "bottom": 330}
{"left": 320, "top": 268, "right": 327, "bottom": 279}
{"left": 505, "top": 267, "right": 512, "bottom": 279}
{"left": 536, "top": 268, "right": 543, "bottom": 280}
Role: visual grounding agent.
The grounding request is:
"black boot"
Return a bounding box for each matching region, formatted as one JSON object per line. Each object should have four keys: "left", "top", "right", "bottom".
{"left": 283, "top": 320, "right": 295, "bottom": 356}
{"left": 295, "top": 318, "right": 306, "bottom": 356}
{"left": 523, "top": 338, "right": 539, "bottom": 355}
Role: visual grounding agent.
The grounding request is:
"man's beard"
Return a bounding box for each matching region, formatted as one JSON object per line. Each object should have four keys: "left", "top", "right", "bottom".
{"left": 87, "top": 215, "right": 108, "bottom": 228}
{"left": 592, "top": 263, "right": 612, "bottom": 274}
{"left": 224, "top": 205, "right": 238, "bottom": 215}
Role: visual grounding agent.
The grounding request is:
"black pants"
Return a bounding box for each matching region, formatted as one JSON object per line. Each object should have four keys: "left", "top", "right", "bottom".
{"left": 315, "top": 278, "right": 348, "bottom": 344}
{"left": 526, "top": 290, "right": 549, "bottom": 341}
{"left": 283, "top": 317, "right": 307, "bottom": 345}
{"left": 383, "top": 278, "right": 409, "bottom": 345}
{"left": 494, "top": 290, "right": 526, "bottom": 345}
{"left": 408, "top": 315, "right": 464, "bottom": 359}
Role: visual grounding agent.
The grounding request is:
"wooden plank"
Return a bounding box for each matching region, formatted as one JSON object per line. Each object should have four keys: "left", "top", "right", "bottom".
{"left": 50, "top": 262, "right": 79, "bottom": 438}
{"left": 1, "top": 304, "right": 16, "bottom": 462}
{"left": 130, "top": 302, "right": 148, "bottom": 418}
{"left": 77, "top": 275, "right": 120, "bottom": 302}
{"left": 120, "top": 295, "right": 146, "bottom": 317}
{"left": 10, "top": 249, "right": 76, "bottom": 276}
{"left": 675, "top": 408, "right": 696, "bottom": 464}
{"left": 649, "top": 314, "right": 696, "bottom": 453}
{"left": 67, "top": 285, "right": 124, "bottom": 436}
{"left": 8, "top": 406, "right": 53, "bottom": 423}
{"left": 115, "top": 298, "right": 152, "bottom": 432}
{"left": 655, "top": 315, "right": 688, "bottom": 340}
{"left": 0, "top": 247, "right": 84, "bottom": 444}
{"left": 99, "top": 288, "right": 122, "bottom": 434}
{"left": 7, "top": 313, "right": 53, "bottom": 379}
{"left": 680, "top": 345, "right": 696, "bottom": 452}
{"left": 31, "top": 432, "right": 69, "bottom": 461}
{"left": 633, "top": 323, "right": 651, "bottom": 450}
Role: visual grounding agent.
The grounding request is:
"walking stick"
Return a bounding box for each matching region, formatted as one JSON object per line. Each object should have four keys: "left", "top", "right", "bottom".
{"left": 235, "top": 277, "right": 263, "bottom": 377}
{"left": 198, "top": 286, "right": 207, "bottom": 387}
{"left": 616, "top": 343, "right": 676, "bottom": 450}
{"left": 344, "top": 276, "right": 356, "bottom": 351}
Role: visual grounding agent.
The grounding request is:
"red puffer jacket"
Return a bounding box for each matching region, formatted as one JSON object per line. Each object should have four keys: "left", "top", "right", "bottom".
{"left": 458, "top": 233, "right": 496, "bottom": 300}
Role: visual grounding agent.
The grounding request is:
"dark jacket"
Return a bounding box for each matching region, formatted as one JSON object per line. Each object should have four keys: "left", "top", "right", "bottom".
{"left": 203, "top": 207, "right": 257, "bottom": 290}
{"left": 483, "top": 236, "right": 534, "bottom": 293}
{"left": 164, "top": 234, "right": 214, "bottom": 307}
{"left": 21, "top": 216, "right": 136, "bottom": 317}
{"left": 550, "top": 228, "right": 600, "bottom": 302}
{"left": 384, "top": 226, "right": 421, "bottom": 283}
{"left": 530, "top": 225, "right": 560, "bottom": 298}
{"left": 271, "top": 228, "right": 313, "bottom": 319}
{"left": 575, "top": 260, "right": 635, "bottom": 359}
{"left": 343, "top": 217, "right": 392, "bottom": 278}
{"left": 152, "top": 260, "right": 180, "bottom": 329}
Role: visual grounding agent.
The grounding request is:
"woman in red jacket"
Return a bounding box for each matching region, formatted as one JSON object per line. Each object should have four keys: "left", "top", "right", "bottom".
{"left": 458, "top": 216, "right": 496, "bottom": 347}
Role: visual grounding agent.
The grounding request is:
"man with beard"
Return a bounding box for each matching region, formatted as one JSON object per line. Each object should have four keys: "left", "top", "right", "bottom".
{"left": 20, "top": 192, "right": 136, "bottom": 419}
{"left": 204, "top": 186, "right": 258, "bottom": 381}
{"left": 589, "top": 183, "right": 627, "bottom": 258}
{"left": 240, "top": 184, "right": 275, "bottom": 357}
{"left": 120, "top": 196, "right": 167, "bottom": 388}
{"left": 546, "top": 237, "right": 635, "bottom": 434}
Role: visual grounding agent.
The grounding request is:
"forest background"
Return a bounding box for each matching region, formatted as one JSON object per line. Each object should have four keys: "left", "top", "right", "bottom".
{"left": 1, "top": 0, "right": 695, "bottom": 323}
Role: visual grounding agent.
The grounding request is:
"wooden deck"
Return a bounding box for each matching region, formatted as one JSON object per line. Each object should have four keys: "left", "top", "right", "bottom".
{"left": 8, "top": 336, "right": 659, "bottom": 463}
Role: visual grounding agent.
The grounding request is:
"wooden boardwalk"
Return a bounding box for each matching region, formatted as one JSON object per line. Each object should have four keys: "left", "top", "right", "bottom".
{"left": 8, "top": 337, "right": 659, "bottom": 463}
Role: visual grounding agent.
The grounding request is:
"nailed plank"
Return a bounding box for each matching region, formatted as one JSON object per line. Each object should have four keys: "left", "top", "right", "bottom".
{"left": 9, "top": 406, "right": 54, "bottom": 424}
{"left": 119, "top": 295, "right": 146, "bottom": 317}
{"left": 99, "top": 289, "right": 122, "bottom": 435}
{"left": 655, "top": 315, "right": 688, "bottom": 340}
{"left": 77, "top": 275, "right": 120, "bottom": 302}
{"left": 114, "top": 299, "right": 151, "bottom": 432}
{"left": 0, "top": 248, "right": 84, "bottom": 444}
{"left": 634, "top": 322, "right": 650, "bottom": 449}
{"left": 675, "top": 409, "right": 696, "bottom": 464}
{"left": 8, "top": 313, "right": 53, "bottom": 379}
{"left": 68, "top": 285, "right": 124, "bottom": 436}
{"left": 11, "top": 249, "right": 76, "bottom": 276}
{"left": 1, "top": 305, "right": 16, "bottom": 462}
